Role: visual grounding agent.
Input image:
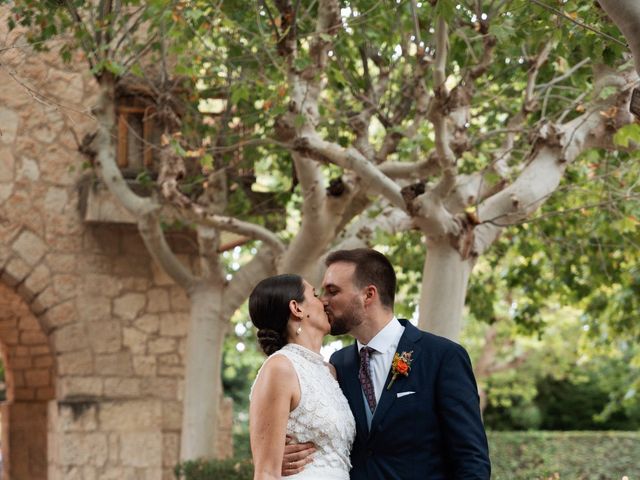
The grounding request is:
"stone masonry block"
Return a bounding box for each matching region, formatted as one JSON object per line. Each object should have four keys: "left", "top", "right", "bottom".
{"left": 58, "top": 432, "right": 108, "bottom": 467}
{"left": 87, "top": 320, "right": 122, "bottom": 353}
{"left": 82, "top": 273, "right": 122, "bottom": 298}
{"left": 25, "top": 368, "right": 51, "bottom": 387}
{"left": 30, "top": 285, "right": 60, "bottom": 314}
{"left": 95, "top": 352, "right": 132, "bottom": 376}
{"left": 14, "top": 387, "right": 35, "bottom": 400}
{"left": 23, "top": 263, "right": 51, "bottom": 297}
{"left": 113, "top": 293, "right": 146, "bottom": 320}
{"left": 41, "top": 300, "right": 76, "bottom": 330}
{"left": 45, "top": 253, "right": 77, "bottom": 274}
{"left": 34, "top": 354, "right": 54, "bottom": 368}
{"left": 0, "top": 327, "right": 19, "bottom": 344}
{"left": 12, "top": 229, "right": 47, "bottom": 266}
{"left": 108, "top": 432, "right": 119, "bottom": 465}
{"left": 0, "top": 107, "right": 19, "bottom": 145}
{"left": 159, "top": 313, "right": 189, "bottom": 337}
{"left": 53, "top": 323, "right": 88, "bottom": 352}
{"left": 76, "top": 295, "right": 111, "bottom": 322}
{"left": 103, "top": 378, "right": 140, "bottom": 398}
{"left": 123, "top": 327, "right": 146, "bottom": 355}
{"left": 147, "top": 338, "right": 176, "bottom": 355}
{"left": 20, "top": 329, "right": 48, "bottom": 345}
{"left": 132, "top": 355, "right": 156, "bottom": 376}
{"left": 140, "top": 378, "right": 178, "bottom": 400}
{"left": 169, "top": 286, "right": 190, "bottom": 311}
{"left": 161, "top": 401, "right": 182, "bottom": 430}
{"left": 36, "top": 386, "right": 55, "bottom": 400}
{"left": 10, "top": 355, "right": 31, "bottom": 369}
{"left": 134, "top": 314, "right": 159, "bottom": 334}
{"left": 3, "top": 256, "right": 32, "bottom": 287}
{"left": 158, "top": 365, "right": 183, "bottom": 377}
{"left": 120, "top": 432, "right": 162, "bottom": 468}
{"left": 30, "top": 345, "right": 52, "bottom": 356}
{"left": 52, "top": 274, "right": 79, "bottom": 300}
{"left": 0, "top": 146, "right": 15, "bottom": 181}
{"left": 147, "top": 288, "right": 170, "bottom": 313}
{"left": 18, "top": 312, "right": 43, "bottom": 331}
{"left": 162, "top": 433, "right": 180, "bottom": 467}
{"left": 98, "top": 400, "right": 162, "bottom": 432}
{"left": 43, "top": 186, "right": 69, "bottom": 214}
{"left": 58, "top": 350, "right": 93, "bottom": 375}
{"left": 58, "top": 376, "right": 103, "bottom": 399}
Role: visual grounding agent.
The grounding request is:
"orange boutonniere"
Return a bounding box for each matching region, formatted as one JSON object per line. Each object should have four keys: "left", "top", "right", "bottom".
{"left": 386, "top": 351, "right": 413, "bottom": 390}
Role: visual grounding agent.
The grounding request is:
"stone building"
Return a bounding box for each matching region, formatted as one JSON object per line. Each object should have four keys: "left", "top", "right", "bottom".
{"left": 0, "top": 9, "right": 232, "bottom": 480}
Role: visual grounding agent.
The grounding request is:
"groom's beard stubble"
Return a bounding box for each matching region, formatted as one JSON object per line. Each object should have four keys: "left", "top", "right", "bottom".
{"left": 329, "top": 303, "right": 363, "bottom": 336}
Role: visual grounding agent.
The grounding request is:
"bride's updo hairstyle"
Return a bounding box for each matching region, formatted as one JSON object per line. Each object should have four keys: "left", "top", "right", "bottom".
{"left": 249, "top": 274, "right": 305, "bottom": 355}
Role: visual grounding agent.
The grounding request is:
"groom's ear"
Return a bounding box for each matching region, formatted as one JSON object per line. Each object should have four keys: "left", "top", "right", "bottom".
{"left": 363, "top": 285, "right": 377, "bottom": 305}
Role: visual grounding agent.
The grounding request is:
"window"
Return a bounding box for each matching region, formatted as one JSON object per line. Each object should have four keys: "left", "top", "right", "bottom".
{"left": 115, "top": 98, "right": 160, "bottom": 176}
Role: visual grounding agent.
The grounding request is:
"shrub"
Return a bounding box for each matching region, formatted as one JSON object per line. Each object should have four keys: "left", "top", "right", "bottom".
{"left": 175, "top": 431, "right": 640, "bottom": 480}
{"left": 488, "top": 431, "right": 640, "bottom": 479}
{"left": 174, "top": 458, "right": 253, "bottom": 480}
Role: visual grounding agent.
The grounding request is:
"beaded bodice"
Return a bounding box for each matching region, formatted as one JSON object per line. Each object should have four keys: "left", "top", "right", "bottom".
{"left": 252, "top": 343, "right": 356, "bottom": 479}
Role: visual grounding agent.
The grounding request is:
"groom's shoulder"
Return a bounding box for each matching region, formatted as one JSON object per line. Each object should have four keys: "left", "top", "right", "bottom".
{"left": 329, "top": 342, "right": 353, "bottom": 366}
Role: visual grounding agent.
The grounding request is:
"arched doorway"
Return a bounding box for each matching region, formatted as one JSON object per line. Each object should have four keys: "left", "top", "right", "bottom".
{"left": 0, "top": 282, "right": 55, "bottom": 480}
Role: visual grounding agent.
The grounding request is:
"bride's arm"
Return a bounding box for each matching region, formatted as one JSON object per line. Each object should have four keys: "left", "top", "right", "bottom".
{"left": 250, "top": 355, "right": 300, "bottom": 480}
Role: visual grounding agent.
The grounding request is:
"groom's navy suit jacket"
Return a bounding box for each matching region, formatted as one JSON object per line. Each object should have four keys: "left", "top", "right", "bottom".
{"left": 330, "top": 320, "right": 490, "bottom": 479}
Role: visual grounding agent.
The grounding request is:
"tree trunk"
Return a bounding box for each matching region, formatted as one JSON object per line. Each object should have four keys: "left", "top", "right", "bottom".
{"left": 418, "top": 240, "right": 474, "bottom": 341}
{"left": 180, "top": 282, "right": 227, "bottom": 461}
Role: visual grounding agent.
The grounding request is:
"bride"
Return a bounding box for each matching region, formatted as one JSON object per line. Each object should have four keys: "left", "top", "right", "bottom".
{"left": 249, "top": 274, "right": 355, "bottom": 480}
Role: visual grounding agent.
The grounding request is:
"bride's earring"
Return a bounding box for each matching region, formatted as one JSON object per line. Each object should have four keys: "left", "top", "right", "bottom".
{"left": 296, "top": 325, "right": 302, "bottom": 336}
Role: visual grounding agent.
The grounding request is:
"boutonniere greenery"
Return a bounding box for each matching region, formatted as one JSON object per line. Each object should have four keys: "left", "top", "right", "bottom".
{"left": 386, "top": 350, "right": 413, "bottom": 390}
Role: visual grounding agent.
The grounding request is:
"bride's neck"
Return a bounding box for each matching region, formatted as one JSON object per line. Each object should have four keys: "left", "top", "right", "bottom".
{"left": 289, "top": 333, "right": 323, "bottom": 354}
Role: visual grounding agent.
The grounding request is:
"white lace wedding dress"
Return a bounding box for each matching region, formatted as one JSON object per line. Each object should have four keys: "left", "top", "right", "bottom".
{"left": 251, "top": 343, "right": 356, "bottom": 480}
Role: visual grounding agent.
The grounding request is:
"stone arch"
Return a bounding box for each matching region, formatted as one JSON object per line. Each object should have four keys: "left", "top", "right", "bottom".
{"left": 0, "top": 280, "right": 56, "bottom": 480}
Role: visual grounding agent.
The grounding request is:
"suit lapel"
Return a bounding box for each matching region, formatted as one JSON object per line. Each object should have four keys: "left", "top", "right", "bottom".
{"left": 370, "top": 320, "right": 422, "bottom": 434}
{"left": 341, "top": 343, "right": 369, "bottom": 436}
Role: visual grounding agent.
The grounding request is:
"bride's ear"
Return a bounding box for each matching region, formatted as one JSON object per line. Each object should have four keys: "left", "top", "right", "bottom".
{"left": 289, "top": 299, "right": 303, "bottom": 319}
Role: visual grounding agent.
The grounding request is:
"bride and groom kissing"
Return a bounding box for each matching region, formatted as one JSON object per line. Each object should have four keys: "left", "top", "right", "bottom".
{"left": 249, "top": 248, "right": 491, "bottom": 479}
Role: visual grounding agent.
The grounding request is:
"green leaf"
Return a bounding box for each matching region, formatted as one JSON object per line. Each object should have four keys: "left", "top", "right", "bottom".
{"left": 598, "top": 86, "right": 617, "bottom": 100}
{"left": 613, "top": 124, "right": 640, "bottom": 148}
{"left": 293, "top": 56, "right": 311, "bottom": 72}
{"left": 230, "top": 84, "right": 250, "bottom": 105}
{"left": 434, "top": 0, "right": 456, "bottom": 23}
{"left": 201, "top": 154, "right": 213, "bottom": 170}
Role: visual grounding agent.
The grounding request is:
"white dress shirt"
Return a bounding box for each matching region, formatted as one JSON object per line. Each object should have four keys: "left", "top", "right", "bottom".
{"left": 357, "top": 317, "right": 405, "bottom": 404}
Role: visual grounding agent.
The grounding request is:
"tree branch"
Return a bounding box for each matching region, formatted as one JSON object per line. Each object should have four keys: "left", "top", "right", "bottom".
{"left": 295, "top": 134, "right": 405, "bottom": 209}
{"left": 474, "top": 71, "right": 637, "bottom": 255}
{"left": 138, "top": 213, "right": 197, "bottom": 291}
{"left": 223, "top": 246, "right": 277, "bottom": 320}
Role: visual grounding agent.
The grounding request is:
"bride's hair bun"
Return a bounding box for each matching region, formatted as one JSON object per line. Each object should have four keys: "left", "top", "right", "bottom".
{"left": 249, "top": 274, "right": 306, "bottom": 355}
{"left": 257, "top": 328, "right": 285, "bottom": 356}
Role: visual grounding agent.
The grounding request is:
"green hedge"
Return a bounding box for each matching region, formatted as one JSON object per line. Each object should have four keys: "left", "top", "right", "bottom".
{"left": 488, "top": 431, "right": 640, "bottom": 479}
{"left": 174, "top": 458, "right": 254, "bottom": 480}
{"left": 175, "top": 431, "right": 640, "bottom": 480}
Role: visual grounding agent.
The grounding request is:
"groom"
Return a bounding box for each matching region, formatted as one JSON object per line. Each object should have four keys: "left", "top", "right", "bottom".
{"left": 283, "top": 248, "right": 490, "bottom": 479}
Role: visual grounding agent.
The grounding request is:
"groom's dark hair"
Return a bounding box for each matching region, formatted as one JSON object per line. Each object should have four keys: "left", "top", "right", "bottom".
{"left": 325, "top": 248, "right": 396, "bottom": 309}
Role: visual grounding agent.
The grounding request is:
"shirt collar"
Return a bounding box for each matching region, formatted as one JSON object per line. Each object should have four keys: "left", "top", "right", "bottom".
{"left": 357, "top": 317, "right": 404, "bottom": 354}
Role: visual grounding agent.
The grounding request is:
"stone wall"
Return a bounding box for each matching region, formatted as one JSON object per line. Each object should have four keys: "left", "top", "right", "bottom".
{"left": 0, "top": 8, "right": 232, "bottom": 480}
